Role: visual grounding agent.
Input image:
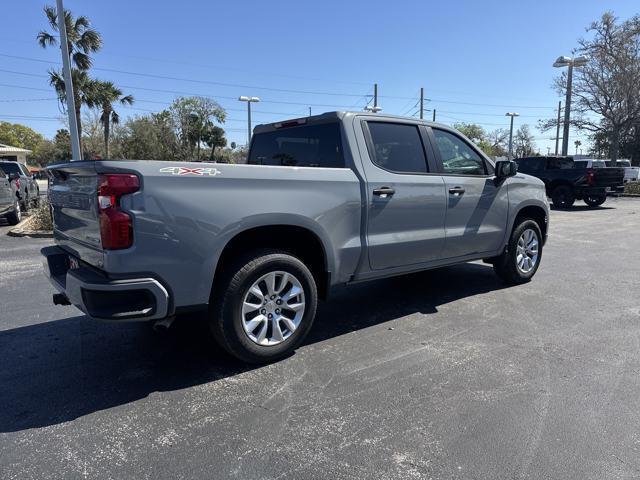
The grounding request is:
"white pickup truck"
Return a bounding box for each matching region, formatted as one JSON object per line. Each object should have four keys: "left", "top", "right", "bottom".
{"left": 614, "top": 160, "right": 640, "bottom": 183}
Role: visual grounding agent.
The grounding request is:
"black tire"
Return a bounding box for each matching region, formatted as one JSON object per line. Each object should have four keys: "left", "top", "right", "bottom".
{"left": 210, "top": 249, "right": 318, "bottom": 364}
{"left": 584, "top": 194, "right": 606, "bottom": 207}
{"left": 493, "top": 219, "right": 543, "bottom": 285}
{"left": 6, "top": 199, "right": 21, "bottom": 225}
{"left": 551, "top": 185, "right": 575, "bottom": 208}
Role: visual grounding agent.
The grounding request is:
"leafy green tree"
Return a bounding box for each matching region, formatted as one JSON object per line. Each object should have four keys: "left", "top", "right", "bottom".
{"left": 169, "top": 97, "right": 226, "bottom": 160}
{"left": 453, "top": 123, "right": 485, "bottom": 143}
{"left": 38, "top": 5, "right": 102, "bottom": 157}
{"left": 0, "top": 122, "right": 45, "bottom": 151}
{"left": 91, "top": 81, "right": 134, "bottom": 158}
{"left": 513, "top": 125, "right": 537, "bottom": 158}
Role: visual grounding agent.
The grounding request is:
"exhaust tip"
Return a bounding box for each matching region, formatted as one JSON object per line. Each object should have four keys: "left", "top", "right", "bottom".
{"left": 53, "top": 293, "right": 71, "bottom": 306}
{"left": 153, "top": 316, "right": 175, "bottom": 334}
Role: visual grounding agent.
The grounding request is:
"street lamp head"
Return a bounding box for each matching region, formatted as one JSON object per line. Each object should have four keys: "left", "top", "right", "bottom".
{"left": 364, "top": 105, "right": 382, "bottom": 113}
{"left": 505, "top": 112, "right": 520, "bottom": 117}
{"left": 249, "top": 97, "right": 260, "bottom": 102}
{"left": 553, "top": 56, "right": 572, "bottom": 68}
{"left": 573, "top": 55, "right": 589, "bottom": 67}
{"left": 239, "top": 96, "right": 261, "bottom": 103}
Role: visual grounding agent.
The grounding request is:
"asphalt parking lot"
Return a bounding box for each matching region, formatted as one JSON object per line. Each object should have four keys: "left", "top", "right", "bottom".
{"left": 1, "top": 198, "right": 639, "bottom": 480}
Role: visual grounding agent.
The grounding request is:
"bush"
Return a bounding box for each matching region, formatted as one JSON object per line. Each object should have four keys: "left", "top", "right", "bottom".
{"left": 624, "top": 182, "right": 640, "bottom": 195}
{"left": 29, "top": 198, "right": 53, "bottom": 231}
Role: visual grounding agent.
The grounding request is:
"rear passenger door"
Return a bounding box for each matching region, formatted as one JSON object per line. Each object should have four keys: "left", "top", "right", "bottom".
{"left": 430, "top": 127, "right": 509, "bottom": 259}
{"left": 358, "top": 119, "right": 447, "bottom": 270}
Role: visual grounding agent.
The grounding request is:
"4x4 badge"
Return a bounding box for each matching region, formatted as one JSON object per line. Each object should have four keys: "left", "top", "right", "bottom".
{"left": 159, "top": 167, "right": 222, "bottom": 176}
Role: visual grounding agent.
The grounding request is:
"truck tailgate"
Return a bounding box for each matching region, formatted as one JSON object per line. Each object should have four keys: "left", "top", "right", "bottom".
{"left": 48, "top": 162, "right": 104, "bottom": 268}
{"left": 593, "top": 167, "right": 625, "bottom": 187}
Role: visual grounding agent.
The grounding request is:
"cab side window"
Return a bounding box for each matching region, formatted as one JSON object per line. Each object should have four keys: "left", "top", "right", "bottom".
{"left": 433, "top": 129, "right": 487, "bottom": 175}
{"left": 366, "top": 122, "right": 429, "bottom": 174}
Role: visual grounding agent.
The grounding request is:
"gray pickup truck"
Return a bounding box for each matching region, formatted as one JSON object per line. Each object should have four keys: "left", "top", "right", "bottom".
{"left": 42, "top": 112, "right": 549, "bottom": 363}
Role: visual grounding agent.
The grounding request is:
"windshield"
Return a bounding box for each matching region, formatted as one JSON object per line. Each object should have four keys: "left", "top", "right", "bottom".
{"left": 591, "top": 160, "right": 607, "bottom": 168}
{"left": 617, "top": 160, "right": 631, "bottom": 167}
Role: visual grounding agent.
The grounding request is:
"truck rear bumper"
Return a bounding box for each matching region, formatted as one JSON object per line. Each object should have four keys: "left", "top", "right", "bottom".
{"left": 41, "top": 246, "right": 170, "bottom": 321}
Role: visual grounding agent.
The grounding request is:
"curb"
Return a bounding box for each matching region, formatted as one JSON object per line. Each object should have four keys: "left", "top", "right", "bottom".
{"left": 7, "top": 229, "right": 53, "bottom": 238}
{"left": 6, "top": 215, "right": 53, "bottom": 238}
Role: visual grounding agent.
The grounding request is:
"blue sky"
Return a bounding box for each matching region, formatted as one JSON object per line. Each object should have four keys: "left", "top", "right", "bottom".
{"left": 1, "top": 0, "right": 638, "bottom": 154}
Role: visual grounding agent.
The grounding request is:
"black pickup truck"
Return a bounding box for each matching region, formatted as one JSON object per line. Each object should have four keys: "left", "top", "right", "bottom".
{"left": 515, "top": 156, "right": 625, "bottom": 208}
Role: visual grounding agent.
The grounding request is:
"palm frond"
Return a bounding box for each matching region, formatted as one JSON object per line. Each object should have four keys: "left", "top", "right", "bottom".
{"left": 77, "top": 30, "right": 102, "bottom": 53}
{"left": 43, "top": 5, "right": 58, "bottom": 29}
{"left": 37, "top": 31, "right": 57, "bottom": 48}
{"left": 72, "top": 51, "right": 92, "bottom": 70}
{"left": 111, "top": 111, "right": 120, "bottom": 125}
{"left": 120, "top": 95, "right": 134, "bottom": 106}
{"left": 74, "top": 16, "right": 91, "bottom": 31}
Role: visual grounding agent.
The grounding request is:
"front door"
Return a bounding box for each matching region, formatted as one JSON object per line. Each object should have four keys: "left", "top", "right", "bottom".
{"left": 357, "top": 119, "right": 447, "bottom": 270}
{"left": 430, "top": 127, "right": 509, "bottom": 259}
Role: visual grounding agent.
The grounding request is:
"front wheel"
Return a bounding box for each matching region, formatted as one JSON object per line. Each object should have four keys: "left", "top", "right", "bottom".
{"left": 493, "top": 219, "right": 543, "bottom": 284}
{"left": 210, "top": 250, "right": 318, "bottom": 363}
{"left": 584, "top": 194, "right": 606, "bottom": 207}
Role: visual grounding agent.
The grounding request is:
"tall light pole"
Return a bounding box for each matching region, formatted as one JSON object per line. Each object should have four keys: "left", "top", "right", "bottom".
{"left": 505, "top": 112, "right": 519, "bottom": 160}
{"left": 553, "top": 55, "right": 588, "bottom": 156}
{"left": 56, "top": 0, "right": 81, "bottom": 161}
{"left": 238, "top": 96, "right": 260, "bottom": 145}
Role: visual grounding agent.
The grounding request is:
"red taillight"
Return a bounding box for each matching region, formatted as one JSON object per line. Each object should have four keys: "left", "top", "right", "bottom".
{"left": 586, "top": 169, "right": 595, "bottom": 186}
{"left": 14, "top": 178, "right": 20, "bottom": 191}
{"left": 97, "top": 174, "right": 139, "bottom": 249}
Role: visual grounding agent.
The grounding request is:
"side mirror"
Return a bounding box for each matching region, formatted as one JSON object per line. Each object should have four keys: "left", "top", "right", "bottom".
{"left": 495, "top": 160, "right": 518, "bottom": 179}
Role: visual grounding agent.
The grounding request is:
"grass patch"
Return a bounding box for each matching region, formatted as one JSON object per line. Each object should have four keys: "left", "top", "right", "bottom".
{"left": 624, "top": 182, "right": 640, "bottom": 195}
{"left": 29, "top": 199, "right": 53, "bottom": 231}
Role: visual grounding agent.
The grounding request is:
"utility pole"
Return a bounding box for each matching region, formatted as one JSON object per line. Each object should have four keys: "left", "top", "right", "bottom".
{"left": 373, "top": 83, "right": 378, "bottom": 110}
{"left": 555, "top": 101, "right": 562, "bottom": 155}
{"left": 432, "top": 109, "right": 436, "bottom": 122}
{"left": 56, "top": 0, "right": 81, "bottom": 161}
{"left": 505, "top": 112, "right": 520, "bottom": 160}
{"left": 238, "top": 96, "right": 260, "bottom": 145}
{"left": 308, "top": 107, "right": 311, "bottom": 116}
{"left": 419, "top": 87, "right": 424, "bottom": 120}
{"left": 364, "top": 83, "right": 382, "bottom": 113}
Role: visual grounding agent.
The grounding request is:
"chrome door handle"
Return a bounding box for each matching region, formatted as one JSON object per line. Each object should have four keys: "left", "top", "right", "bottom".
{"left": 373, "top": 187, "right": 395, "bottom": 198}
{"left": 448, "top": 186, "right": 465, "bottom": 196}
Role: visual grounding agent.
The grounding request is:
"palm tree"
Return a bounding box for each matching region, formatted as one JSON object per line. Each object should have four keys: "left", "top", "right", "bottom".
{"left": 92, "top": 81, "right": 134, "bottom": 158}
{"left": 38, "top": 5, "right": 102, "bottom": 157}
{"left": 574, "top": 140, "right": 582, "bottom": 155}
{"left": 37, "top": 5, "right": 102, "bottom": 70}
{"left": 48, "top": 69, "right": 99, "bottom": 155}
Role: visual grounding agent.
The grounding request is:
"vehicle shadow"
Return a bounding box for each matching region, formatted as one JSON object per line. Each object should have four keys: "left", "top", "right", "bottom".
{"left": 550, "top": 205, "right": 615, "bottom": 212}
{"left": 0, "top": 262, "right": 507, "bottom": 433}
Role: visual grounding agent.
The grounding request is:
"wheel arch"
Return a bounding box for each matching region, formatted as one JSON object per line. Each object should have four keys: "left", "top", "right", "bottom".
{"left": 511, "top": 204, "right": 548, "bottom": 244}
{"left": 211, "top": 219, "right": 333, "bottom": 300}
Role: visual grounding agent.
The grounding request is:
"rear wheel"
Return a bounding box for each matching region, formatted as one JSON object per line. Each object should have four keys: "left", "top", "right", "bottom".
{"left": 493, "top": 219, "right": 543, "bottom": 284}
{"left": 584, "top": 194, "right": 606, "bottom": 207}
{"left": 551, "top": 185, "right": 575, "bottom": 208}
{"left": 210, "top": 250, "right": 318, "bottom": 364}
{"left": 6, "top": 199, "right": 21, "bottom": 225}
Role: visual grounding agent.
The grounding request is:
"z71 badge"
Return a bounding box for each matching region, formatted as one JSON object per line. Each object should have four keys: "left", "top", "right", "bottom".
{"left": 159, "top": 166, "right": 222, "bottom": 176}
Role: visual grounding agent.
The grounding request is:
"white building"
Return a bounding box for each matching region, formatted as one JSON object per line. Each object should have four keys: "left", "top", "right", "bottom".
{"left": 0, "top": 144, "right": 31, "bottom": 164}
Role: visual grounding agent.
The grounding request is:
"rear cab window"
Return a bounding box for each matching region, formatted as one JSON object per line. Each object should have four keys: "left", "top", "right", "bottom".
{"left": 248, "top": 122, "right": 344, "bottom": 168}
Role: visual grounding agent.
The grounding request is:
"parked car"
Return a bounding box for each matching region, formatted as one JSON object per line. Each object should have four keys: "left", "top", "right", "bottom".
{"left": 0, "top": 160, "right": 40, "bottom": 211}
{"left": 0, "top": 166, "right": 22, "bottom": 225}
{"left": 42, "top": 112, "right": 549, "bottom": 363}
{"left": 608, "top": 159, "right": 640, "bottom": 183}
{"left": 515, "top": 156, "right": 625, "bottom": 208}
